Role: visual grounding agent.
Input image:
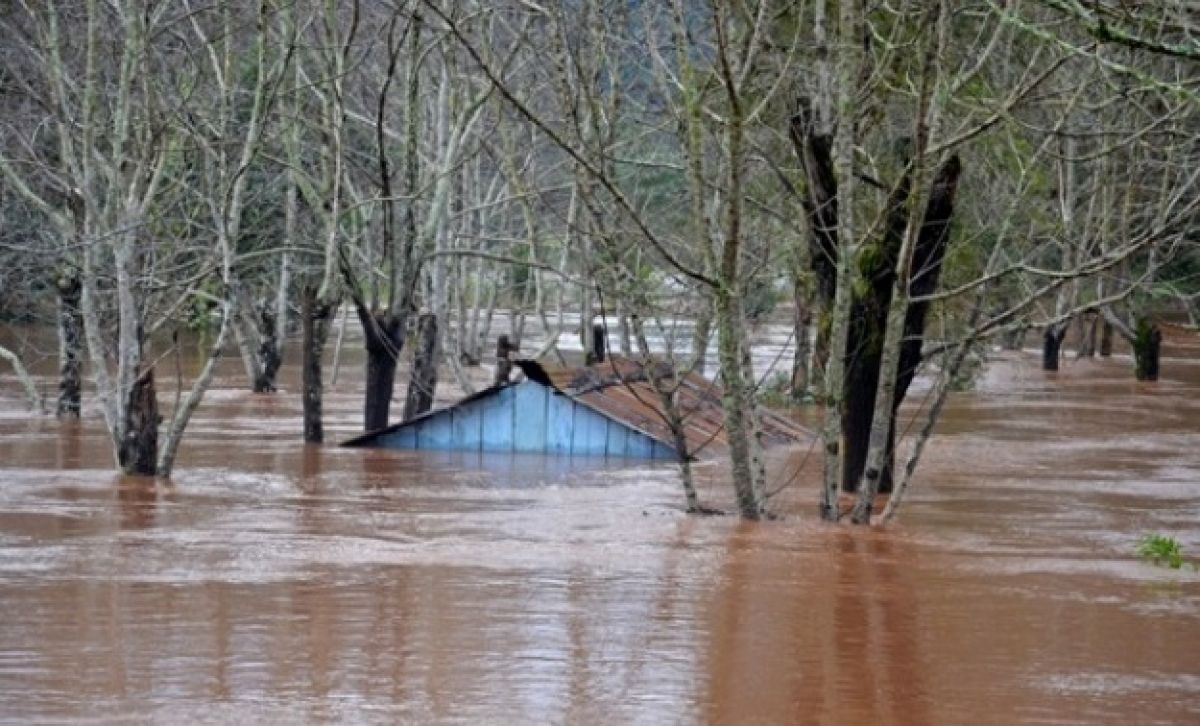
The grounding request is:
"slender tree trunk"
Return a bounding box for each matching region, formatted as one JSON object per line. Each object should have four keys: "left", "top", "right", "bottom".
{"left": 790, "top": 283, "right": 812, "bottom": 399}
{"left": 631, "top": 316, "right": 704, "bottom": 512}
{"left": 404, "top": 313, "right": 439, "bottom": 420}
{"left": 1043, "top": 324, "right": 1066, "bottom": 371}
{"left": 118, "top": 368, "right": 158, "bottom": 476}
{"left": 691, "top": 298, "right": 713, "bottom": 375}
{"left": 0, "top": 345, "right": 42, "bottom": 412}
{"left": 1099, "top": 320, "right": 1114, "bottom": 356}
{"left": 56, "top": 273, "right": 83, "bottom": 417}
{"left": 714, "top": 289, "right": 765, "bottom": 519}
{"left": 252, "top": 305, "right": 282, "bottom": 393}
{"left": 617, "top": 309, "right": 632, "bottom": 356}
{"left": 301, "top": 290, "right": 334, "bottom": 443}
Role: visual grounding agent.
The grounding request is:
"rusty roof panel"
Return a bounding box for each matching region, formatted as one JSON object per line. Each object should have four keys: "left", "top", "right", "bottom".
{"left": 516, "top": 357, "right": 812, "bottom": 460}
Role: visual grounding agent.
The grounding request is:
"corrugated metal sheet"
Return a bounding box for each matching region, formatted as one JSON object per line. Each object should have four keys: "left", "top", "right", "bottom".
{"left": 342, "top": 378, "right": 679, "bottom": 459}
{"left": 520, "top": 357, "right": 811, "bottom": 460}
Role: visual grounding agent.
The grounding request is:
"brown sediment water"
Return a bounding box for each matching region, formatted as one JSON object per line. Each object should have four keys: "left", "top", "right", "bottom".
{"left": 0, "top": 325, "right": 1197, "bottom": 724}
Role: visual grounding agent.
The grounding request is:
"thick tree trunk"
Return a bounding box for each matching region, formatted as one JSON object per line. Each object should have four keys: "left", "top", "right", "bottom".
{"left": 404, "top": 313, "right": 439, "bottom": 420}
{"left": 301, "top": 291, "right": 334, "bottom": 444}
{"left": 839, "top": 163, "right": 915, "bottom": 495}
{"left": 360, "top": 310, "right": 405, "bottom": 431}
{"left": 1133, "top": 320, "right": 1161, "bottom": 381}
{"left": 118, "top": 368, "right": 158, "bottom": 476}
{"left": 1042, "top": 324, "right": 1066, "bottom": 371}
{"left": 56, "top": 273, "right": 83, "bottom": 417}
{"left": 841, "top": 323, "right": 883, "bottom": 494}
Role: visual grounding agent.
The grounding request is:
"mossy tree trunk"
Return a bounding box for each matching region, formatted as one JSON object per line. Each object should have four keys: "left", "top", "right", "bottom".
{"left": 301, "top": 289, "right": 334, "bottom": 444}
{"left": 404, "top": 313, "right": 439, "bottom": 420}
{"left": 56, "top": 273, "right": 83, "bottom": 418}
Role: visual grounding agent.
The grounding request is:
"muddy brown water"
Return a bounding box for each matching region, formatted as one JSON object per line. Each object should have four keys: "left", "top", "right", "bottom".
{"left": 0, "top": 325, "right": 1198, "bottom": 724}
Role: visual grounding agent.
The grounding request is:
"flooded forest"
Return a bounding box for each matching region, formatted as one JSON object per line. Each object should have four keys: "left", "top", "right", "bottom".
{"left": 1, "top": 1, "right": 1198, "bottom": 723}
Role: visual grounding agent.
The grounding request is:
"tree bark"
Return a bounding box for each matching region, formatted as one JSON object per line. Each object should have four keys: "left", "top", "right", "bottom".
{"left": 118, "top": 368, "right": 158, "bottom": 476}
{"left": 493, "top": 334, "right": 516, "bottom": 386}
{"left": 1133, "top": 319, "right": 1161, "bottom": 381}
{"left": 253, "top": 305, "right": 283, "bottom": 393}
{"left": 1077, "top": 313, "right": 1098, "bottom": 358}
{"left": 691, "top": 298, "right": 713, "bottom": 375}
{"left": 0, "top": 344, "right": 42, "bottom": 412}
{"left": 404, "top": 313, "right": 439, "bottom": 420}
{"left": 1043, "top": 324, "right": 1066, "bottom": 371}
{"left": 714, "top": 289, "right": 765, "bottom": 519}
{"left": 839, "top": 159, "right": 916, "bottom": 496}
{"left": 790, "top": 280, "right": 812, "bottom": 399}
{"left": 301, "top": 290, "right": 334, "bottom": 444}
{"left": 360, "top": 309, "right": 405, "bottom": 431}
{"left": 1099, "top": 319, "right": 1113, "bottom": 356}
{"left": 56, "top": 273, "right": 83, "bottom": 417}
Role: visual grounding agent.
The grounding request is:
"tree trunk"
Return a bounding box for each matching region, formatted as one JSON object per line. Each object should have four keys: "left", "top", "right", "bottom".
{"left": 118, "top": 368, "right": 158, "bottom": 476}
{"left": 1042, "top": 324, "right": 1066, "bottom": 371}
{"left": 632, "top": 316, "right": 704, "bottom": 513}
{"left": 1099, "top": 320, "right": 1113, "bottom": 356}
{"left": 361, "top": 310, "right": 405, "bottom": 431}
{"left": 301, "top": 291, "right": 334, "bottom": 444}
{"left": 253, "top": 305, "right": 283, "bottom": 393}
{"left": 56, "top": 273, "right": 83, "bottom": 417}
{"left": 590, "top": 322, "right": 607, "bottom": 363}
{"left": 839, "top": 161, "right": 915, "bottom": 495}
{"left": 714, "top": 289, "right": 765, "bottom": 519}
{"left": 1133, "top": 319, "right": 1161, "bottom": 381}
{"left": 493, "top": 334, "right": 516, "bottom": 386}
{"left": 617, "top": 313, "right": 632, "bottom": 357}
{"left": 0, "top": 344, "right": 42, "bottom": 412}
{"left": 1077, "top": 313, "right": 1097, "bottom": 358}
{"left": 790, "top": 282, "right": 812, "bottom": 399}
{"left": 691, "top": 299, "right": 712, "bottom": 375}
{"left": 404, "top": 313, "right": 439, "bottom": 420}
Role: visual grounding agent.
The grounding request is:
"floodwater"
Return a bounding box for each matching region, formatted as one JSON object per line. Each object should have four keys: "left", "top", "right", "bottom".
{"left": 0, "top": 323, "right": 1198, "bottom": 724}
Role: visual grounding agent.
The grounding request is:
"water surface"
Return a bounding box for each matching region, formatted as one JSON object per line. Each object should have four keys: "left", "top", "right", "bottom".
{"left": 0, "top": 325, "right": 1197, "bottom": 724}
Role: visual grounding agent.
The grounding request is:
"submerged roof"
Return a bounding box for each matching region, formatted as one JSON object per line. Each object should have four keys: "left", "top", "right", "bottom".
{"left": 518, "top": 357, "right": 811, "bottom": 459}
{"left": 341, "top": 355, "right": 810, "bottom": 461}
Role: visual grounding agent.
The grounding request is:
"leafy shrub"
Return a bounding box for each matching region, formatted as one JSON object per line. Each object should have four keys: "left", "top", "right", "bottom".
{"left": 1137, "top": 533, "right": 1186, "bottom": 570}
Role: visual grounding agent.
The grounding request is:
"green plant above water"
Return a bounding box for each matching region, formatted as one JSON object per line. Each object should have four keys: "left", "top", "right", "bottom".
{"left": 1137, "top": 533, "right": 1186, "bottom": 570}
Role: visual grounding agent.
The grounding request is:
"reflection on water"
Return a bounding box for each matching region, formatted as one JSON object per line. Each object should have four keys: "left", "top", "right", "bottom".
{"left": 0, "top": 327, "right": 1197, "bottom": 723}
